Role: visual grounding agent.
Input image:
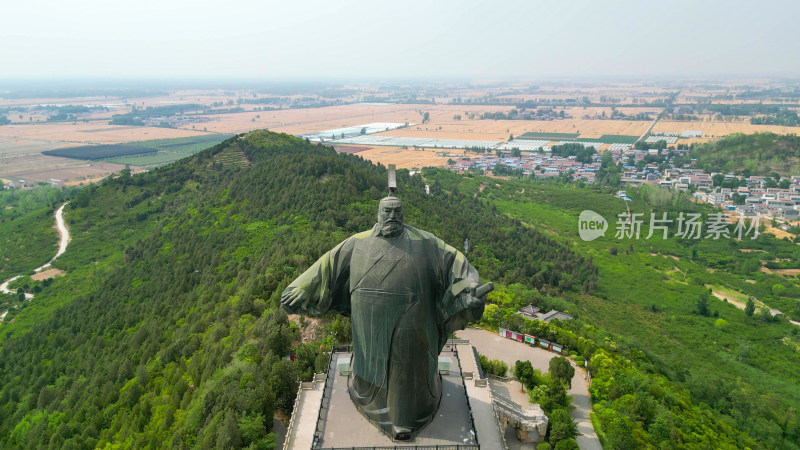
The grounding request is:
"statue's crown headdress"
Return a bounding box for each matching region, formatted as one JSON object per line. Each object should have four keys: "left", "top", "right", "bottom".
{"left": 388, "top": 164, "right": 397, "bottom": 196}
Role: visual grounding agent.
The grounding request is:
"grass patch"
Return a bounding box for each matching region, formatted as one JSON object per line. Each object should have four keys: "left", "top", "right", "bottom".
{"left": 706, "top": 284, "right": 750, "bottom": 304}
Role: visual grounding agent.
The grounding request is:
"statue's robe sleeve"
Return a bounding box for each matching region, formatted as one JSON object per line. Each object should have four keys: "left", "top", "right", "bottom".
{"left": 431, "top": 236, "right": 485, "bottom": 343}
{"left": 280, "top": 235, "right": 358, "bottom": 317}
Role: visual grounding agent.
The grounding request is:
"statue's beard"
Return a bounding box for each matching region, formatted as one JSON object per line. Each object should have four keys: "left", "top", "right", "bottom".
{"left": 379, "top": 220, "right": 403, "bottom": 237}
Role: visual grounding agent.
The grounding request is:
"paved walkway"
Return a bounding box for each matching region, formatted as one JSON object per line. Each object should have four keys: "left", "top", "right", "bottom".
{"left": 455, "top": 343, "right": 505, "bottom": 450}
{"left": 457, "top": 328, "right": 602, "bottom": 450}
{"left": 284, "top": 380, "right": 323, "bottom": 449}
{"left": 0, "top": 276, "right": 33, "bottom": 300}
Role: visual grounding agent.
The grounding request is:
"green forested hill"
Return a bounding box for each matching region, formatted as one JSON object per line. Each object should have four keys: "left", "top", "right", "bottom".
{"left": 6, "top": 130, "right": 799, "bottom": 449}
{"left": 690, "top": 132, "right": 800, "bottom": 175}
{"left": 0, "top": 131, "right": 596, "bottom": 448}
{"left": 426, "top": 171, "right": 800, "bottom": 449}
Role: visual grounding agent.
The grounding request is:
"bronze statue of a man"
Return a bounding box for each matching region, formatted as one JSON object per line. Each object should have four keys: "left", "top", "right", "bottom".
{"left": 281, "top": 171, "right": 490, "bottom": 440}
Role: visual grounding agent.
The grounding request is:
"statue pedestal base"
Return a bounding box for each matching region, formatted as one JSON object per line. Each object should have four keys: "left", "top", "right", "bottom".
{"left": 284, "top": 343, "right": 507, "bottom": 449}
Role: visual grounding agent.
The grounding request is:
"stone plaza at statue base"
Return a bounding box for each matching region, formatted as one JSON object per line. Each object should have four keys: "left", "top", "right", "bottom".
{"left": 283, "top": 341, "right": 548, "bottom": 450}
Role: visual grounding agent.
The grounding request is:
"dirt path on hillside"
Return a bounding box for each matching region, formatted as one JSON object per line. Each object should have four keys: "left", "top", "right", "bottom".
{"left": 0, "top": 202, "right": 70, "bottom": 322}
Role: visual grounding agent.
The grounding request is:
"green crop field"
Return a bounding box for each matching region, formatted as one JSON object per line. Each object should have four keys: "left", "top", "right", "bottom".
{"left": 519, "top": 132, "right": 638, "bottom": 144}
{"left": 42, "top": 134, "right": 235, "bottom": 166}
{"left": 577, "top": 134, "right": 639, "bottom": 144}
{"left": 43, "top": 145, "right": 156, "bottom": 160}
{"left": 102, "top": 134, "right": 236, "bottom": 166}
{"left": 44, "top": 134, "right": 236, "bottom": 167}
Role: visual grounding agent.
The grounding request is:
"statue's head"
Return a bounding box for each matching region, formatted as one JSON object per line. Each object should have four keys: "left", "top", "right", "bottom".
{"left": 377, "top": 196, "right": 404, "bottom": 237}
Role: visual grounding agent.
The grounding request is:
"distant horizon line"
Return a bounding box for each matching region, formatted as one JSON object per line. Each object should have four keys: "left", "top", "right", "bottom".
{"left": 1, "top": 74, "right": 800, "bottom": 88}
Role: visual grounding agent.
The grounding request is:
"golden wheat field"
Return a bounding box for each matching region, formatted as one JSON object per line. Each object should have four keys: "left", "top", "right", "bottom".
{"left": 0, "top": 99, "right": 660, "bottom": 143}
{"left": 182, "top": 103, "right": 656, "bottom": 140}
{"left": 0, "top": 122, "right": 213, "bottom": 182}
{"left": 0, "top": 151, "right": 127, "bottom": 184}
{"left": 180, "top": 103, "right": 421, "bottom": 135}
{"left": 0, "top": 123, "right": 212, "bottom": 145}
{"left": 652, "top": 120, "right": 800, "bottom": 138}
{"left": 64, "top": 176, "right": 113, "bottom": 186}
{"left": 173, "top": 103, "right": 656, "bottom": 137}
{"left": 0, "top": 135, "right": 129, "bottom": 184}
{"left": 342, "top": 146, "right": 451, "bottom": 169}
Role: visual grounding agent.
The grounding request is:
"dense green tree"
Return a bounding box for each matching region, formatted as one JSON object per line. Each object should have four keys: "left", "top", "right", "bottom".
{"left": 694, "top": 290, "right": 711, "bottom": 316}
{"left": 605, "top": 416, "right": 635, "bottom": 449}
{"left": 553, "top": 438, "right": 579, "bottom": 450}
{"left": 549, "top": 356, "right": 575, "bottom": 389}
{"left": 548, "top": 408, "right": 579, "bottom": 444}
{"left": 550, "top": 143, "right": 595, "bottom": 163}
{"left": 479, "top": 355, "right": 508, "bottom": 377}
{"left": 745, "top": 298, "right": 756, "bottom": 316}
{"left": 514, "top": 360, "right": 535, "bottom": 391}
{"left": 689, "top": 133, "right": 800, "bottom": 176}
{"left": 329, "top": 315, "right": 352, "bottom": 344}
{"left": 530, "top": 378, "right": 569, "bottom": 413}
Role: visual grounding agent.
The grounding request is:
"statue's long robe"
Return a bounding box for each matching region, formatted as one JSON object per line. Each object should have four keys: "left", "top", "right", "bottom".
{"left": 281, "top": 224, "right": 483, "bottom": 437}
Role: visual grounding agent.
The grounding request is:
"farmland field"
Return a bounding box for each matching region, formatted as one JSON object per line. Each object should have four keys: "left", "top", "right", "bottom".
{"left": 335, "top": 145, "right": 451, "bottom": 169}
{"left": 0, "top": 122, "right": 211, "bottom": 144}
{"left": 0, "top": 100, "right": 661, "bottom": 183}
{"left": 520, "top": 132, "right": 580, "bottom": 139}
{"left": 4, "top": 81, "right": 800, "bottom": 185}
{"left": 0, "top": 133, "right": 232, "bottom": 183}
{"left": 167, "top": 103, "right": 658, "bottom": 139}
{"left": 44, "top": 145, "right": 157, "bottom": 160}
{"left": 652, "top": 120, "right": 800, "bottom": 139}
{"left": 0, "top": 137, "right": 127, "bottom": 184}
{"left": 577, "top": 134, "right": 640, "bottom": 144}
{"left": 102, "top": 134, "right": 235, "bottom": 166}
{"left": 43, "top": 134, "right": 236, "bottom": 166}
{"left": 519, "top": 132, "right": 639, "bottom": 144}
{"left": 105, "top": 134, "right": 233, "bottom": 166}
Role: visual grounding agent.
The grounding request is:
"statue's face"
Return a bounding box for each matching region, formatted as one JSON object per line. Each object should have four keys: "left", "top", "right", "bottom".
{"left": 377, "top": 197, "right": 404, "bottom": 237}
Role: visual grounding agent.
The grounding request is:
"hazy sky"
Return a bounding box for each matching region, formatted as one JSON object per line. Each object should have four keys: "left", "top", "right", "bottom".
{"left": 2, "top": 0, "right": 799, "bottom": 80}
